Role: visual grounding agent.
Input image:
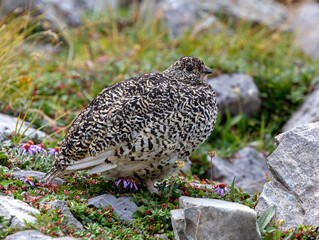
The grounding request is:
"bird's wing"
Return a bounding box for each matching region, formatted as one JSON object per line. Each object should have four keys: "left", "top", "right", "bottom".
{"left": 87, "top": 77, "right": 181, "bottom": 157}
{"left": 56, "top": 78, "right": 139, "bottom": 165}
{"left": 77, "top": 83, "right": 185, "bottom": 174}
{"left": 57, "top": 75, "right": 173, "bottom": 163}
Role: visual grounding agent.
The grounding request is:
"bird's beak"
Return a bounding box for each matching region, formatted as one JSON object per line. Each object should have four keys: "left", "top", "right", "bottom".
{"left": 203, "top": 66, "right": 214, "bottom": 74}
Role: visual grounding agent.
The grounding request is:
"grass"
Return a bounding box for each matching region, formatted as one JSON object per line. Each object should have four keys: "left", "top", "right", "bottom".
{"left": 1, "top": 10, "right": 318, "bottom": 158}
{"left": 0, "top": 6, "right": 319, "bottom": 239}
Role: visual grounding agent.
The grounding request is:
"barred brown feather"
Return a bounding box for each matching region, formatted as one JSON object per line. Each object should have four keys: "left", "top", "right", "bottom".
{"left": 43, "top": 57, "right": 217, "bottom": 193}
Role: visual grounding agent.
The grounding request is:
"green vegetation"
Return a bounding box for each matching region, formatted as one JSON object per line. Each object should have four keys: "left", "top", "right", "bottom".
{"left": 0, "top": 6, "right": 319, "bottom": 240}
{"left": 1, "top": 10, "right": 318, "bottom": 157}
{"left": 0, "top": 146, "right": 257, "bottom": 239}
{"left": 1, "top": 146, "right": 318, "bottom": 239}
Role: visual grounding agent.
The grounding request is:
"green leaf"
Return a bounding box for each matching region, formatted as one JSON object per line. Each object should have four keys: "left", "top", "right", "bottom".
{"left": 258, "top": 206, "right": 276, "bottom": 231}
{"left": 168, "top": 202, "right": 175, "bottom": 209}
{"left": 137, "top": 206, "right": 146, "bottom": 212}
{"left": 0, "top": 180, "right": 12, "bottom": 189}
{"left": 0, "top": 153, "right": 8, "bottom": 160}
{"left": 15, "top": 180, "right": 22, "bottom": 187}
{"left": 141, "top": 198, "right": 148, "bottom": 204}
{"left": 229, "top": 177, "right": 236, "bottom": 201}
{"left": 22, "top": 160, "right": 31, "bottom": 169}
{"left": 16, "top": 193, "right": 23, "bottom": 201}
{"left": 283, "top": 230, "right": 295, "bottom": 240}
{"left": 175, "top": 189, "right": 183, "bottom": 194}
{"left": 132, "top": 211, "right": 142, "bottom": 218}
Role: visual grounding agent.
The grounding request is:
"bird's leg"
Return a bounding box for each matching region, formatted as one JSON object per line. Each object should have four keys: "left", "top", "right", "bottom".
{"left": 146, "top": 179, "right": 159, "bottom": 194}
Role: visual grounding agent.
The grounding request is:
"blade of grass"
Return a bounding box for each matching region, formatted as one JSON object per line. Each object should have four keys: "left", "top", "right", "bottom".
{"left": 21, "top": 109, "right": 72, "bottom": 143}
{"left": 229, "top": 177, "right": 236, "bottom": 202}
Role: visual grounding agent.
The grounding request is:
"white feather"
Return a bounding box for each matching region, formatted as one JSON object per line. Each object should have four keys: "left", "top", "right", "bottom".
{"left": 88, "top": 163, "right": 118, "bottom": 174}
{"left": 66, "top": 150, "right": 113, "bottom": 171}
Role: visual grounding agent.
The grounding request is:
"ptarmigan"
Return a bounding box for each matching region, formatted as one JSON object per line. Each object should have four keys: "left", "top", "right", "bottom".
{"left": 43, "top": 57, "right": 217, "bottom": 193}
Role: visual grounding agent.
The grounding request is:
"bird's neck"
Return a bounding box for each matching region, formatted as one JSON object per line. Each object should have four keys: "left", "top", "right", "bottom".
{"left": 162, "top": 70, "right": 204, "bottom": 86}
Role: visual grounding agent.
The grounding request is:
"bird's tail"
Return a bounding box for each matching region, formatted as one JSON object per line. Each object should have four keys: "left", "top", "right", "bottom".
{"left": 42, "top": 164, "right": 65, "bottom": 183}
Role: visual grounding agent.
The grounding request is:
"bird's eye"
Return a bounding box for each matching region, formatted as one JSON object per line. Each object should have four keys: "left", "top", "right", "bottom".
{"left": 186, "top": 66, "right": 193, "bottom": 71}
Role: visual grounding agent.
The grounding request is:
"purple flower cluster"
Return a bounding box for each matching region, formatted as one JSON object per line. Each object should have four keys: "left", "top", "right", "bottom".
{"left": 19, "top": 140, "right": 46, "bottom": 156}
{"left": 115, "top": 177, "right": 138, "bottom": 191}
{"left": 19, "top": 140, "right": 60, "bottom": 156}
{"left": 34, "top": 143, "right": 47, "bottom": 155}
{"left": 214, "top": 183, "right": 230, "bottom": 197}
{"left": 21, "top": 176, "right": 34, "bottom": 187}
{"left": 48, "top": 146, "right": 60, "bottom": 157}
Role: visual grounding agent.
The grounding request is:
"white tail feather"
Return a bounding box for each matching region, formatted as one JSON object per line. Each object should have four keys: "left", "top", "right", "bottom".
{"left": 66, "top": 150, "right": 113, "bottom": 171}
{"left": 88, "top": 163, "right": 118, "bottom": 174}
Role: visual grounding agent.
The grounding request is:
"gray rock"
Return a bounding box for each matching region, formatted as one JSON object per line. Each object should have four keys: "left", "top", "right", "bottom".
{"left": 12, "top": 170, "right": 64, "bottom": 185}
{"left": 0, "top": 196, "right": 39, "bottom": 229}
{"left": 0, "top": 113, "right": 46, "bottom": 141}
{"left": 83, "top": 0, "right": 119, "bottom": 17}
{"left": 190, "top": 15, "right": 229, "bottom": 38}
{"left": 88, "top": 194, "right": 138, "bottom": 221}
{"left": 5, "top": 230, "right": 76, "bottom": 240}
{"left": 208, "top": 74, "right": 261, "bottom": 116}
{"left": 293, "top": 3, "right": 319, "bottom": 60}
{"left": 170, "top": 209, "right": 186, "bottom": 240}
{"left": 47, "top": 200, "right": 83, "bottom": 229}
{"left": 256, "top": 179, "right": 303, "bottom": 228}
{"left": 140, "top": 0, "right": 229, "bottom": 37}
{"left": 190, "top": 183, "right": 214, "bottom": 190}
{"left": 204, "top": 0, "right": 291, "bottom": 30}
{"left": 171, "top": 196, "right": 261, "bottom": 240}
{"left": 0, "top": 0, "right": 119, "bottom": 29}
{"left": 21, "top": 43, "right": 60, "bottom": 61}
{"left": 208, "top": 147, "right": 270, "bottom": 194}
{"left": 154, "top": 234, "right": 169, "bottom": 240}
{"left": 141, "top": 0, "right": 289, "bottom": 37}
{"left": 256, "top": 122, "right": 319, "bottom": 230}
{"left": 283, "top": 85, "right": 319, "bottom": 131}
{"left": 0, "top": 0, "right": 80, "bottom": 27}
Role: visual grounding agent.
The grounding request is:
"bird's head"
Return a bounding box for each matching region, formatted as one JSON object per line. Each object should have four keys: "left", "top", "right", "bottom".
{"left": 163, "top": 56, "right": 214, "bottom": 85}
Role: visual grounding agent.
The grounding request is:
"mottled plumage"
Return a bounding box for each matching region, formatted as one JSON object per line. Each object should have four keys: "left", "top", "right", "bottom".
{"left": 43, "top": 57, "right": 217, "bottom": 192}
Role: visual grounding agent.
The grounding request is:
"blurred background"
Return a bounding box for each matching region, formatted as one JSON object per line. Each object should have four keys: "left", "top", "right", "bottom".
{"left": 0, "top": 0, "right": 319, "bottom": 181}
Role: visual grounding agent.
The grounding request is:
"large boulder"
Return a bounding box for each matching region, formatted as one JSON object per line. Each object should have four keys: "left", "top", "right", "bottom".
{"left": 171, "top": 196, "right": 261, "bottom": 240}
{"left": 256, "top": 122, "right": 319, "bottom": 230}
{"left": 0, "top": 196, "right": 39, "bottom": 229}
{"left": 283, "top": 85, "right": 319, "bottom": 132}
{"left": 293, "top": 2, "right": 319, "bottom": 60}
{"left": 208, "top": 74, "right": 261, "bottom": 116}
{"left": 208, "top": 147, "right": 271, "bottom": 194}
{"left": 0, "top": 113, "right": 46, "bottom": 142}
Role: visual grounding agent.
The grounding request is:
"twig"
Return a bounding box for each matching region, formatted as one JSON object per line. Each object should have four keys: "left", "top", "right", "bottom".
{"left": 46, "top": 123, "right": 73, "bottom": 138}
{"left": 29, "top": 109, "right": 57, "bottom": 127}
{"left": 167, "top": 173, "right": 178, "bottom": 205}
{"left": 194, "top": 207, "right": 202, "bottom": 240}
{"left": 207, "top": 151, "right": 216, "bottom": 182}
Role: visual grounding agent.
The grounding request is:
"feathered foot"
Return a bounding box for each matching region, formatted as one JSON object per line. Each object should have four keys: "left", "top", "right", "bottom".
{"left": 146, "top": 179, "right": 159, "bottom": 194}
